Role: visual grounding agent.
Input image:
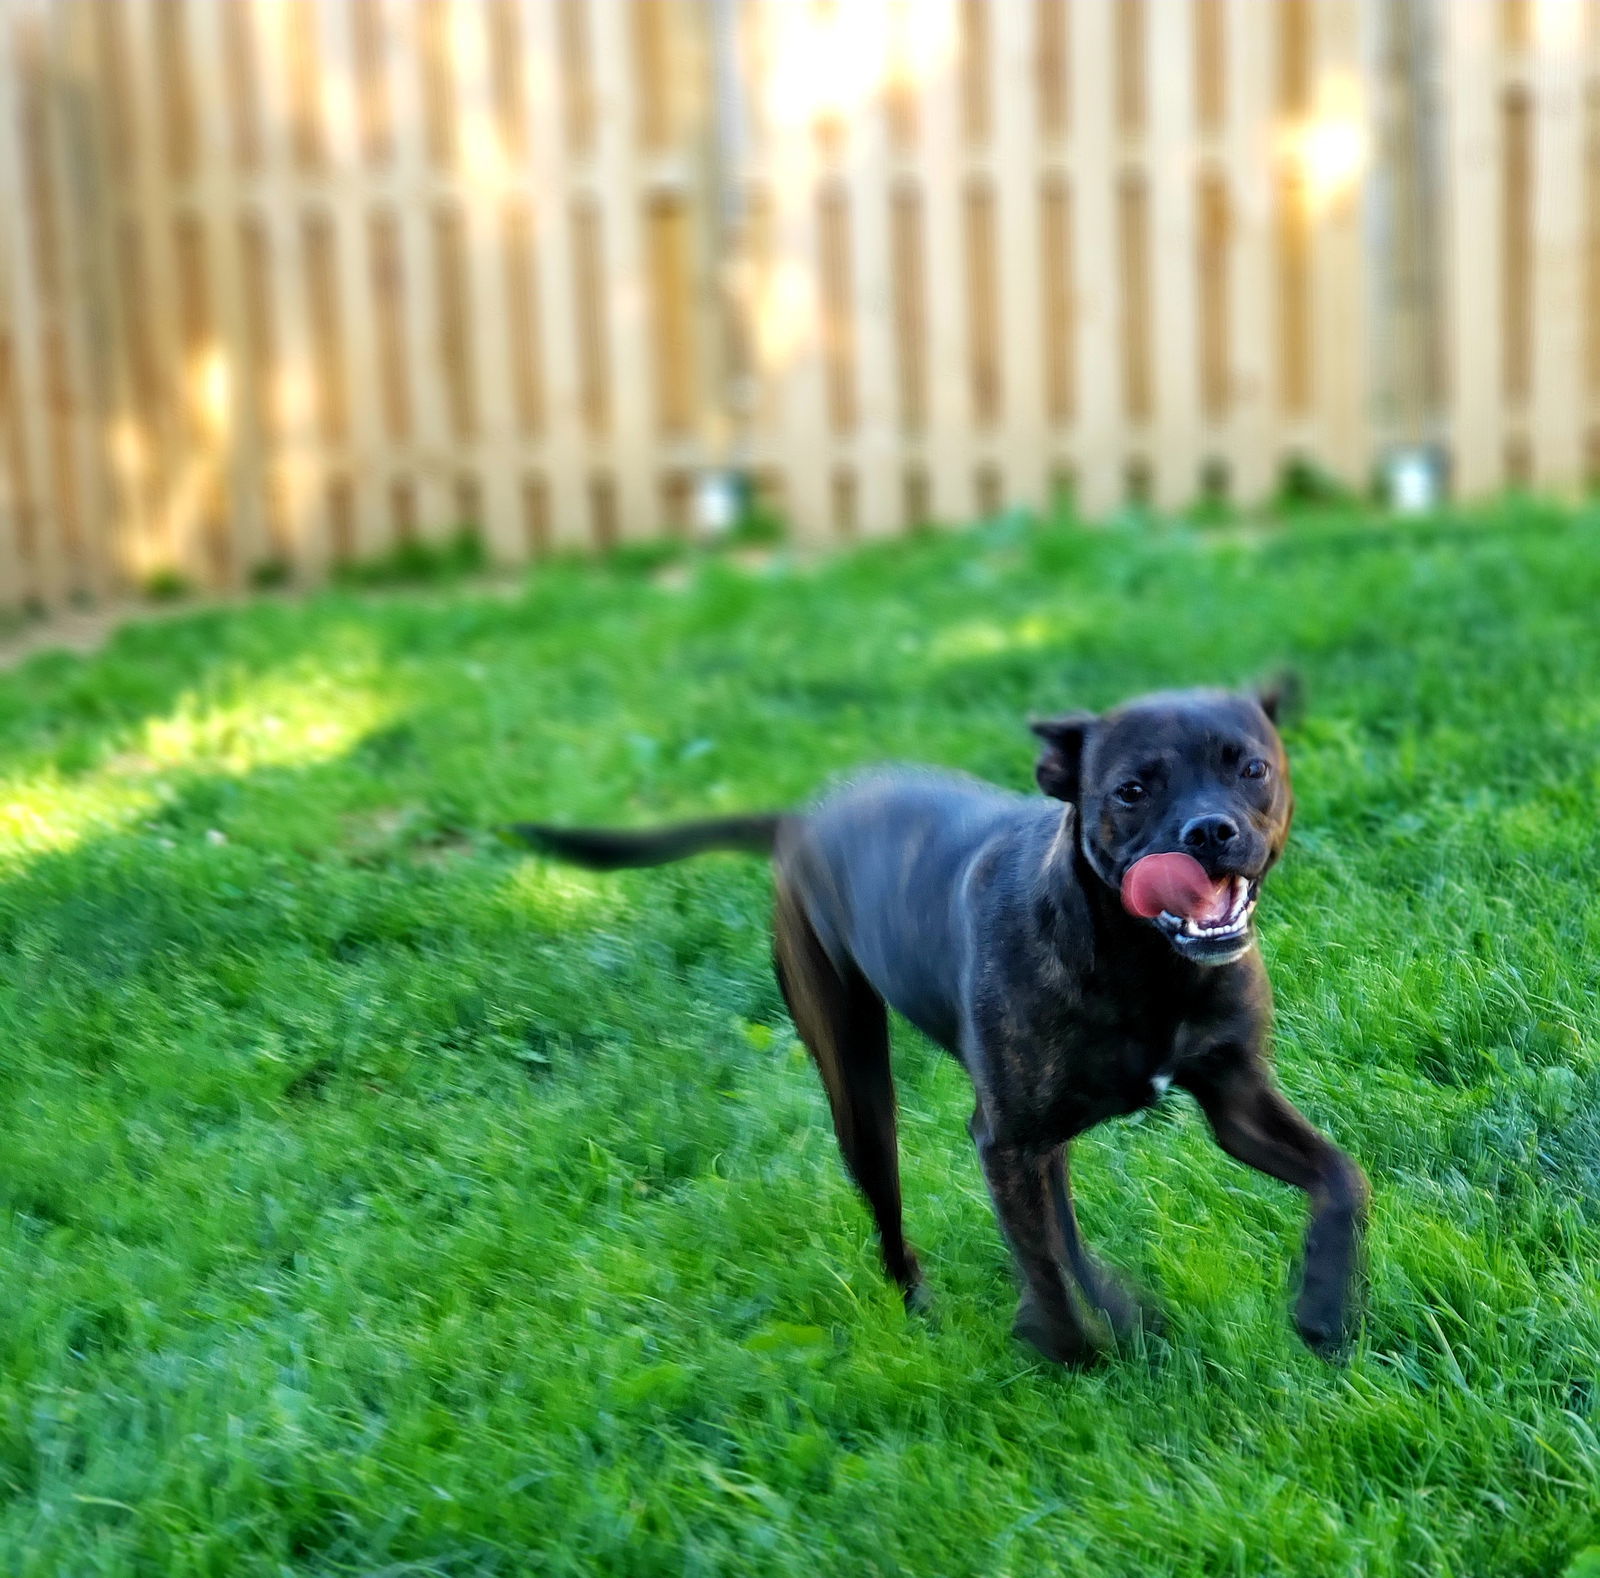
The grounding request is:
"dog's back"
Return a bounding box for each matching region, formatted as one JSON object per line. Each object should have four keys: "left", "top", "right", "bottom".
{"left": 781, "top": 769, "right": 1056, "bottom": 1052}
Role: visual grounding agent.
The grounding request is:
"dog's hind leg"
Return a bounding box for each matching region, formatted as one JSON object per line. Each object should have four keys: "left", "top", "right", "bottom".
{"left": 773, "top": 882, "right": 922, "bottom": 1301}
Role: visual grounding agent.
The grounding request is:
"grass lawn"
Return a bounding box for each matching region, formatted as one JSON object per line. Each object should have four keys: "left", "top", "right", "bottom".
{"left": 2, "top": 505, "right": 1600, "bottom": 1576}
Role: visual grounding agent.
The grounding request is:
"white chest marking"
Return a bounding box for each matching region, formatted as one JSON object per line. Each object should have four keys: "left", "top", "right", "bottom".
{"left": 1150, "top": 1073, "right": 1173, "bottom": 1097}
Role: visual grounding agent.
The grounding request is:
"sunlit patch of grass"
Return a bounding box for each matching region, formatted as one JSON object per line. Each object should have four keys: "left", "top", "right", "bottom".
{"left": 924, "top": 609, "right": 1083, "bottom": 665}
{"left": 0, "top": 772, "right": 159, "bottom": 859}
{"left": 133, "top": 665, "right": 396, "bottom": 776}
{"left": 498, "top": 859, "right": 624, "bottom": 929}
{"left": 0, "top": 644, "right": 396, "bottom": 863}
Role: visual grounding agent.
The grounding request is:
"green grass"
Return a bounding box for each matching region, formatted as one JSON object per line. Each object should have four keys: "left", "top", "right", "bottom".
{"left": 3, "top": 505, "right": 1600, "bottom": 1576}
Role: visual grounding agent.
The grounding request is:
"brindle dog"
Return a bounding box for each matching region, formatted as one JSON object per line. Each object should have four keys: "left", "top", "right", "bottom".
{"left": 507, "top": 685, "right": 1368, "bottom": 1364}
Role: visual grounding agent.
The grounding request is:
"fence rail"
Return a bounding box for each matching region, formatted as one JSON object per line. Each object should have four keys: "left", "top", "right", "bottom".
{"left": 0, "top": 0, "right": 1594, "bottom": 607}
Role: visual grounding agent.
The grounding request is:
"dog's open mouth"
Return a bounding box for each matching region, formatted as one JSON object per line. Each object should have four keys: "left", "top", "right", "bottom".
{"left": 1120, "top": 853, "right": 1259, "bottom": 960}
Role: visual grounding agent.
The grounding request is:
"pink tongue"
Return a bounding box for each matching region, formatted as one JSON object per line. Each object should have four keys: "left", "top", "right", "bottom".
{"left": 1121, "top": 852, "right": 1232, "bottom": 923}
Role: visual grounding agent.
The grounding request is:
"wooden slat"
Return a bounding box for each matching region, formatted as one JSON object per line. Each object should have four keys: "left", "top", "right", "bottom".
{"left": 512, "top": 0, "right": 582, "bottom": 553}
{"left": 1276, "top": 167, "right": 1313, "bottom": 418}
{"left": 1278, "top": 0, "right": 1313, "bottom": 115}
{"left": 383, "top": 0, "right": 450, "bottom": 543}
{"left": 837, "top": 0, "right": 897, "bottom": 537}
{"left": 817, "top": 182, "right": 858, "bottom": 438}
{"left": 1309, "top": 0, "right": 1373, "bottom": 485}
{"left": 303, "top": 210, "right": 349, "bottom": 449}
{"left": 369, "top": 207, "right": 411, "bottom": 444}
{"left": 250, "top": 0, "right": 332, "bottom": 574}
{"left": 432, "top": 202, "right": 478, "bottom": 446}
{"left": 502, "top": 198, "right": 544, "bottom": 440}
{"left": 153, "top": 0, "right": 198, "bottom": 185}
{"left": 751, "top": 0, "right": 827, "bottom": 537}
{"left": 583, "top": 0, "right": 654, "bottom": 542}
{"left": 1586, "top": 78, "right": 1600, "bottom": 415}
{"left": 318, "top": 0, "right": 387, "bottom": 563}
{"left": 1198, "top": 170, "right": 1231, "bottom": 425}
{"left": 450, "top": 0, "right": 522, "bottom": 562}
{"left": 488, "top": 0, "right": 528, "bottom": 162}
{"left": 43, "top": 1, "right": 113, "bottom": 598}
{"left": 0, "top": 12, "right": 51, "bottom": 595}
{"left": 238, "top": 208, "right": 284, "bottom": 566}
{"left": 890, "top": 180, "right": 928, "bottom": 433}
{"left": 884, "top": 0, "right": 919, "bottom": 152}
{"left": 1147, "top": 0, "right": 1200, "bottom": 509}
{"left": 419, "top": 0, "right": 457, "bottom": 170}
{"left": 1223, "top": 0, "right": 1275, "bottom": 504}
{"left": 351, "top": 0, "right": 396, "bottom": 167}
{"left": 3, "top": 6, "right": 71, "bottom": 601}
{"left": 991, "top": 0, "right": 1046, "bottom": 512}
{"left": 914, "top": 0, "right": 976, "bottom": 524}
{"left": 520, "top": 0, "right": 586, "bottom": 551}
{"left": 220, "top": 0, "right": 264, "bottom": 172}
{"left": 1115, "top": 0, "right": 1147, "bottom": 138}
{"left": 1531, "top": 3, "right": 1586, "bottom": 489}
{"left": 1066, "top": 0, "right": 1119, "bottom": 515}
{"left": 1196, "top": 0, "right": 1226, "bottom": 135}
{"left": 286, "top": 0, "right": 327, "bottom": 173}
{"left": 94, "top": 3, "right": 172, "bottom": 586}
{"left": 184, "top": 0, "right": 265, "bottom": 583}
{"left": 647, "top": 194, "right": 699, "bottom": 437}
{"left": 0, "top": 322, "right": 29, "bottom": 607}
{"left": 1040, "top": 175, "right": 1073, "bottom": 428}
{"left": 963, "top": 179, "right": 1001, "bottom": 423}
{"left": 570, "top": 198, "right": 610, "bottom": 440}
{"left": 960, "top": 0, "right": 991, "bottom": 147}
{"left": 1117, "top": 174, "right": 1154, "bottom": 426}
{"left": 1036, "top": 0, "right": 1068, "bottom": 139}
{"left": 556, "top": 0, "right": 597, "bottom": 158}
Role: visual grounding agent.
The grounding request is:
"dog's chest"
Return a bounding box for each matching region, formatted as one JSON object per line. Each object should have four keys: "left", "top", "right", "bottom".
{"left": 966, "top": 920, "right": 1243, "bottom": 1144}
{"left": 996, "top": 989, "right": 1189, "bottom": 1139}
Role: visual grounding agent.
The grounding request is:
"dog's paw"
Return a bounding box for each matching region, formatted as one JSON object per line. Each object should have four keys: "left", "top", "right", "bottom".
{"left": 1012, "top": 1295, "right": 1103, "bottom": 1369}
{"left": 1294, "top": 1307, "right": 1354, "bottom": 1363}
{"left": 1088, "top": 1268, "right": 1164, "bottom": 1343}
{"left": 902, "top": 1279, "right": 936, "bottom": 1320}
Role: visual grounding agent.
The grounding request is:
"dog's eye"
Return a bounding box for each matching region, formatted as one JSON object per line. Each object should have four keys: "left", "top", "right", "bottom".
{"left": 1242, "top": 759, "right": 1271, "bottom": 781}
{"left": 1113, "top": 780, "right": 1147, "bottom": 805}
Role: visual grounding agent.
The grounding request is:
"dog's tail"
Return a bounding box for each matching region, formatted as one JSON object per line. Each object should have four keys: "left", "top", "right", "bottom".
{"left": 500, "top": 813, "right": 784, "bottom": 871}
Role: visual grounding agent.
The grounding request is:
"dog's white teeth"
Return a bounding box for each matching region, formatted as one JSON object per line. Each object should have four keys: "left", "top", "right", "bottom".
{"left": 1173, "top": 885, "right": 1257, "bottom": 942}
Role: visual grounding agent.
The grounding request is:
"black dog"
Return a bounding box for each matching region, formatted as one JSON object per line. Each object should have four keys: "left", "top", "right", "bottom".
{"left": 509, "top": 685, "right": 1368, "bottom": 1364}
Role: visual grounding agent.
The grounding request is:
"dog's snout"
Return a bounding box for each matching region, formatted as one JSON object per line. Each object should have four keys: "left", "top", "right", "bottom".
{"left": 1180, "top": 813, "right": 1239, "bottom": 851}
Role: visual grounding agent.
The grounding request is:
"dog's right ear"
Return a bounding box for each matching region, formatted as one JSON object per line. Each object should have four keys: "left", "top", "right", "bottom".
{"left": 1030, "top": 713, "right": 1094, "bottom": 802}
{"left": 1255, "top": 669, "right": 1304, "bottom": 728}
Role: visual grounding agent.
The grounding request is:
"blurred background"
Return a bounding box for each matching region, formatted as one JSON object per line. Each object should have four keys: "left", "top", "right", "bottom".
{"left": 0, "top": 0, "right": 1587, "bottom": 607}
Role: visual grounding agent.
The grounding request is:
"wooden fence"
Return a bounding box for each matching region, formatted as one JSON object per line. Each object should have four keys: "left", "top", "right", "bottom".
{"left": 0, "top": 0, "right": 1595, "bottom": 608}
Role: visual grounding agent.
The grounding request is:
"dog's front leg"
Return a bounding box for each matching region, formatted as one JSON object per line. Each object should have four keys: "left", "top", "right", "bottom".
{"left": 1181, "top": 1056, "right": 1369, "bottom": 1354}
{"left": 1044, "top": 1145, "right": 1160, "bottom": 1340}
{"left": 968, "top": 1106, "right": 1101, "bottom": 1366}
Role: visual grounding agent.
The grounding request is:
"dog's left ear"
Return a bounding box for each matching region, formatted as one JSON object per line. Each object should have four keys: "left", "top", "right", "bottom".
{"left": 1255, "top": 670, "right": 1304, "bottom": 728}
{"left": 1030, "top": 712, "right": 1095, "bottom": 802}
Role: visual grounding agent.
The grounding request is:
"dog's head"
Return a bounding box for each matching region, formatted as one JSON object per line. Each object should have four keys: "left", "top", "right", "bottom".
{"left": 1032, "top": 681, "right": 1296, "bottom": 965}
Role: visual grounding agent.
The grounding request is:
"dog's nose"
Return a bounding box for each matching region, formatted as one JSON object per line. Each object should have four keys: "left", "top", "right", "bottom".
{"left": 1180, "top": 813, "right": 1239, "bottom": 851}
